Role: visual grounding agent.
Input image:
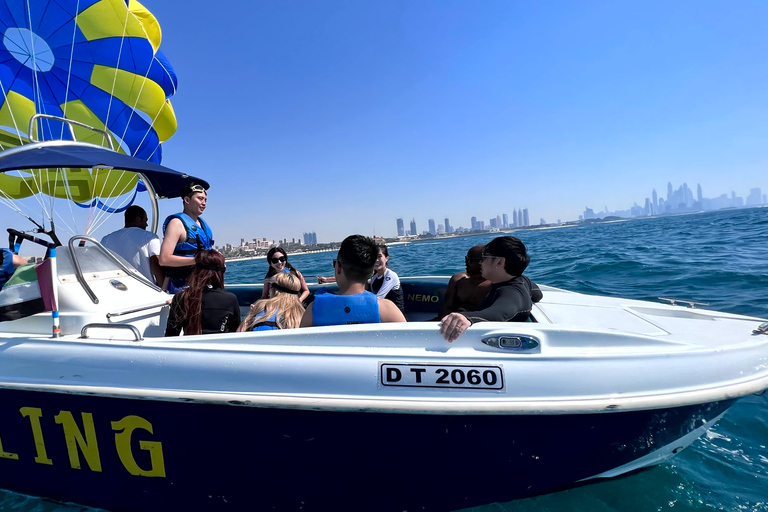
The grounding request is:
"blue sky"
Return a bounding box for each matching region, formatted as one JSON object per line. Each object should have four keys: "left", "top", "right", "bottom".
{"left": 3, "top": 0, "right": 768, "bottom": 246}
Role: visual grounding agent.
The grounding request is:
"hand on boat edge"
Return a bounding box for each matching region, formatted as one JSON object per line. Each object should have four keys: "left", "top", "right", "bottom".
{"left": 439, "top": 313, "right": 471, "bottom": 342}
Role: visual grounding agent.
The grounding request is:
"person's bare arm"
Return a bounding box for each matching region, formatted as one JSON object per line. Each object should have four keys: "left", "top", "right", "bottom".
{"left": 11, "top": 254, "right": 27, "bottom": 267}
{"left": 438, "top": 273, "right": 462, "bottom": 319}
{"left": 296, "top": 271, "right": 310, "bottom": 303}
{"left": 378, "top": 298, "right": 406, "bottom": 323}
{"left": 317, "top": 276, "right": 336, "bottom": 284}
{"left": 300, "top": 302, "right": 314, "bottom": 327}
{"left": 159, "top": 218, "right": 192, "bottom": 267}
{"left": 261, "top": 278, "right": 271, "bottom": 299}
{"left": 149, "top": 255, "right": 164, "bottom": 287}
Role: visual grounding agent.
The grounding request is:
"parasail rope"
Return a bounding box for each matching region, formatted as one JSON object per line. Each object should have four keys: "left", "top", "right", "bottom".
{"left": 60, "top": 0, "right": 82, "bottom": 140}
{"left": 24, "top": 0, "right": 55, "bottom": 143}
{"left": 0, "top": 80, "right": 27, "bottom": 147}
{"left": 120, "top": 53, "right": 177, "bottom": 160}
{"left": 88, "top": 168, "right": 138, "bottom": 233}
{"left": 103, "top": 2, "right": 131, "bottom": 151}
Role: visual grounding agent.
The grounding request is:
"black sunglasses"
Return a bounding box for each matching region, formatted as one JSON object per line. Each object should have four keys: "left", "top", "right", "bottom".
{"left": 270, "top": 256, "right": 287, "bottom": 264}
{"left": 465, "top": 256, "right": 482, "bottom": 264}
{"left": 480, "top": 253, "right": 497, "bottom": 261}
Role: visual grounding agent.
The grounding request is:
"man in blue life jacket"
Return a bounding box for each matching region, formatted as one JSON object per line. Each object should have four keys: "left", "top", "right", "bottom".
{"left": 0, "top": 248, "right": 26, "bottom": 289}
{"left": 159, "top": 182, "right": 214, "bottom": 293}
{"left": 300, "top": 235, "right": 406, "bottom": 327}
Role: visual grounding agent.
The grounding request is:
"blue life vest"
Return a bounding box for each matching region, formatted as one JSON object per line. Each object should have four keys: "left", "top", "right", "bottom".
{"left": 0, "top": 248, "right": 15, "bottom": 288}
{"left": 162, "top": 213, "right": 214, "bottom": 257}
{"left": 312, "top": 291, "right": 380, "bottom": 326}
{"left": 253, "top": 309, "right": 280, "bottom": 331}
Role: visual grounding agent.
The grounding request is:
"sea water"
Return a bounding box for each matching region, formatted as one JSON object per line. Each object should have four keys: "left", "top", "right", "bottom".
{"left": 2, "top": 207, "right": 767, "bottom": 511}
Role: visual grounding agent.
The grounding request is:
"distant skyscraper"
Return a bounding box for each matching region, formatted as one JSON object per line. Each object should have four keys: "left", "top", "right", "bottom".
{"left": 523, "top": 208, "right": 529, "bottom": 227}
{"left": 302, "top": 232, "right": 317, "bottom": 245}
{"left": 496, "top": 215, "right": 502, "bottom": 229}
{"left": 471, "top": 216, "right": 477, "bottom": 231}
{"left": 747, "top": 188, "right": 762, "bottom": 206}
{"left": 428, "top": 219, "right": 436, "bottom": 235}
{"left": 444, "top": 217, "right": 451, "bottom": 233}
{"left": 697, "top": 183, "right": 703, "bottom": 204}
{"left": 502, "top": 213, "right": 509, "bottom": 228}
{"left": 489, "top": 218, "right": 498, "bottom": 229}
{"left": 396, "top": 218, "right": 404, "bottom": 237}
{"left": 410, "top": 219, "right": 417, "bottom": 236}
{"left": 652, "top": 189, "right": 658, "bottom": 210}
{"left": 667, "top": 182, "right": 673, "bottom": 203}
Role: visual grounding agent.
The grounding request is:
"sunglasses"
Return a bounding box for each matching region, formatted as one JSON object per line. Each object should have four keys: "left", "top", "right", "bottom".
{"left": 480, "top": 253, "right": 497, "bottom": 261}
{"left": 270, "top": 256, "right": 287, "bottom": 264}
{"left": 465, "top": 256, "right": 482, "bottom": 264}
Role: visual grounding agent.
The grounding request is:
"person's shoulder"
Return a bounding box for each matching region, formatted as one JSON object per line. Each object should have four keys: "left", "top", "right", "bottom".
{"left": 449, "top": 271, "right": 468, "bottom": 282}
{"left": 378, "top": 297, "right": 406, "bottom": 322}
{"left": 385, "top": 268, "right": 399, "bottom": 279}
{"left": 163, "top": 215, "right": 185, "bottom": 229}
{"left": 212, "top": 287, "right": 239, "bottom": 300}
{"left": 129, "top": 228, "right": 159, "bottom": 241}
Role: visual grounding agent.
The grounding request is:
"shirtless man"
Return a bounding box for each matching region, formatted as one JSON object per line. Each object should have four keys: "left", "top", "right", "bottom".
{"left": 437, "top": 245, "right": 491, "bottom": 319}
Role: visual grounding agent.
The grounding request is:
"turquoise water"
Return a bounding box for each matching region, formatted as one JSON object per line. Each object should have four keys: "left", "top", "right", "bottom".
{"left": 2, "top": 207, "right": 767, "bottom": 511}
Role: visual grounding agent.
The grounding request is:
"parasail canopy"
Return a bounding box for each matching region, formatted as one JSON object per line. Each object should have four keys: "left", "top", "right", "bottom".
{"left": 0, "top": 141, "right": 207, "bottom": 199}
{"left": 0, "top": 0, "right": 178, "bottom": 163}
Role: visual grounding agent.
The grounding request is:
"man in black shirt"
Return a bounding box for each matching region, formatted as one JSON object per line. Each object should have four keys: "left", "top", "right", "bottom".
{"left": 439, "top": 236, "right": 542, "bottom": 342}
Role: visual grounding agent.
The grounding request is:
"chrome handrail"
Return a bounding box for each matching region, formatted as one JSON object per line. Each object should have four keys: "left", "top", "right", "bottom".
{"left": 28, "top": 114, "right": 114, "bottom": 150}
{"left": 107, "top": 301, "right": 169, "bottom": 319}
{"left": 67, "top": 236, "right": 165, "bottom": 305}
{"left": 80, "top": 323, "right": 142, "bottom": 342}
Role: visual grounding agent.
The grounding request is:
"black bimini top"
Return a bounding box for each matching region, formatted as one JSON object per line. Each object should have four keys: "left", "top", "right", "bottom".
{"left": 0, "top": 141, "right": 208, "bottom": 199}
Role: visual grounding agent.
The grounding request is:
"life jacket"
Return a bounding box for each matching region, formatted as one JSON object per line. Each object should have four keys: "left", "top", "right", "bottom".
{"left": 253, "top": 309, "right": 280, "bottom": 331}
{"left": 162, "top": 213, "right": 214, "bottom": 257}
{"left": 312, "top": 291, "right": 380, "bottom": 326}
{"left": 162, "top": 213, "right": 214, "bottom": 282}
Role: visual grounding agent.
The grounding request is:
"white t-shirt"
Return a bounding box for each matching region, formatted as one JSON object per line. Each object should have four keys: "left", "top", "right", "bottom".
{"left": 100, "top": 227, "right": 161, "bottom": 282}
{"left": 368, "top": 268, "right": 401, "bottom": 299}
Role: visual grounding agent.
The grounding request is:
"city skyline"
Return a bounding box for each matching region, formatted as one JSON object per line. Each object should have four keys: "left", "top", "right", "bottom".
{"left": 220, "top": 180, "right": 766, "bottom": 249}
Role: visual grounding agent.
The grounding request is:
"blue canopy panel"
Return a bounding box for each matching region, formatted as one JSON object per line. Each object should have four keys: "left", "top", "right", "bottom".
{"left": 0, "top": 143, "right": 207, "bottom": 199}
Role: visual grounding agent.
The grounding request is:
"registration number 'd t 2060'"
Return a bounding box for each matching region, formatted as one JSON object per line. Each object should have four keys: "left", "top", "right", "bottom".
{"left": 380, "top": 364, "right": 504, "bottom": 390}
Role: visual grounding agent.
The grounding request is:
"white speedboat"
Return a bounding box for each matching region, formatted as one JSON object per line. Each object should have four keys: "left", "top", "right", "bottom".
{"left": 0, "top": 140, "right": 767, "bottom": 512}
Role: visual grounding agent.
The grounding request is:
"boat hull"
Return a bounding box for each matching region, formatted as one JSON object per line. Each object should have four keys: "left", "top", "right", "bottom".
{"left": 0, "top": 387, "right": 734, "bottom": 511}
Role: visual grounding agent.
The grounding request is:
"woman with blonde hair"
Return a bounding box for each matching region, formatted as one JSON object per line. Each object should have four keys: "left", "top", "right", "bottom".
{"left": 238, "top": 272, "right": 305, "bottom": 331}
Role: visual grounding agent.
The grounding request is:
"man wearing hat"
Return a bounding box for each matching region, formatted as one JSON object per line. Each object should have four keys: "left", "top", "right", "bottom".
{"left": 159, "top": 182, "right": 215, "bottom": 293}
